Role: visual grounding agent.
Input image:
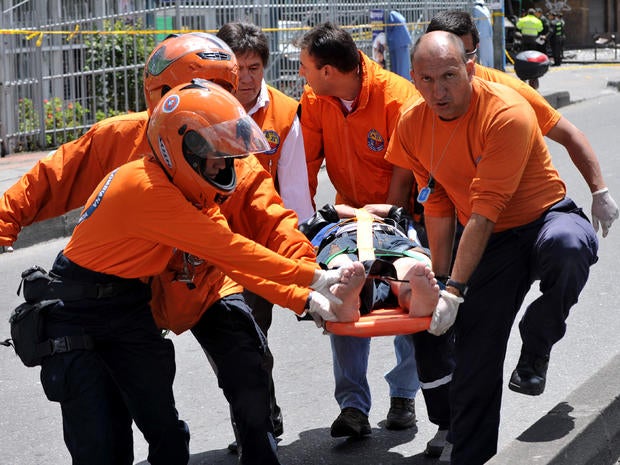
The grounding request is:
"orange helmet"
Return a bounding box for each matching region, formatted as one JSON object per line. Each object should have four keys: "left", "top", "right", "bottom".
{"left": 143, "top": 32, "right": 239, "bottom": 112}
{"left": 147, "top": 79, "right": 270, "bottom": 208}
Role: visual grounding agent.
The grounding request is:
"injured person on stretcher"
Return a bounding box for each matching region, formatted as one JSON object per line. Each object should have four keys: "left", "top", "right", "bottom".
{"left": 299, "top": 203, "right": 440, "bottom": 324}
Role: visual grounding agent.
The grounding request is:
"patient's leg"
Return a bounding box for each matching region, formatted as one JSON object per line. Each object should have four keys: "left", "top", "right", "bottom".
{"left": 329, "top": 261, "right": 366, "bottom": 322}
{"left": 393, "top": 258, "right": 440, "bottom": 317}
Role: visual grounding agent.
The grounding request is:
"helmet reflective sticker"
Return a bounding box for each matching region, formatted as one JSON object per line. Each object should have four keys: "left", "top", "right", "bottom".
{"left": 158, "top": 137, "right": 174, "bottom": 169}
{"left": 162, "top": 94, "right": 180, "bottom": 113}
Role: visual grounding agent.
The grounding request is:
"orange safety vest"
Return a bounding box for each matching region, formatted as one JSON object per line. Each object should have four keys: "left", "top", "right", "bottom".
{"left": 250, "top": 85, "right": 298, "bottom": 190}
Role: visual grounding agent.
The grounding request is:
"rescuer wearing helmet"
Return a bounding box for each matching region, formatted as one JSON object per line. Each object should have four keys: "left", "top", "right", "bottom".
{"left": 24, "top": 80, "right": 348, "bottom": 465}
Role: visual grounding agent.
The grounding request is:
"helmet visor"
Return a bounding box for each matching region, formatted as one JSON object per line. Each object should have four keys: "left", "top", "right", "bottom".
{"left": 184, "top": 115, "right": 270, "bottom": 159}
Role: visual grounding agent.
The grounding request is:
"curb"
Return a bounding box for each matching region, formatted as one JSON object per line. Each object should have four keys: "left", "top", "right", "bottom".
{"left": 487, "top": 353, "right": 620, "bottom": 465}
{"left": 13, "top": 208, "right": 80, "bottom": 249}
{"left": 543, "top": 91, "right": 571, "bottom": 109}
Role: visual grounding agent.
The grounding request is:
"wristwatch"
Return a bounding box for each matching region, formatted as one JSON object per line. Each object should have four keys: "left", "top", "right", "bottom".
{"left": 446, "top": 278, "right": 468, "bottom": 297}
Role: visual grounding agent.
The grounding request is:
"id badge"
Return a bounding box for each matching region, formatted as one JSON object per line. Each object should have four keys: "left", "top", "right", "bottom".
{"left": 417, "top": 186, "right": 431, "bottom": 203}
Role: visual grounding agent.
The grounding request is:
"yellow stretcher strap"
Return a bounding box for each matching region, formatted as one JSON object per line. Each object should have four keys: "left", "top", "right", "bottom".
{"left": 355, "top": 208, "right": 375, "bottom": 262}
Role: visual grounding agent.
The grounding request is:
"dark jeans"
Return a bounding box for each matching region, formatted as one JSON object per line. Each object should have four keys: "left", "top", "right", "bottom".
{"left": 192, "top": 294, "right": 280, "bottom": 465}
{"left": 450, "top": 198, "right": 598, "bottom": 465}
{"left": 242, "top": 290, "right": 282, "bottom": 431}
{"left": 40, "top": 253, "right": 189, "bottom": 465}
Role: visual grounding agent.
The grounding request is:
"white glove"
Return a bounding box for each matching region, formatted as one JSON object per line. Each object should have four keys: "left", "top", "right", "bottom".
{"left": 1, "top": 245, "right": 14, "bottom": 253}
{"left": 310, "top": 268, "right": 343, "bottom": 304}
{"left": 591, "top": 188, "right": 619, "bottom": 238}
{"left": 428, "top": 290, "right": 464, "bottom": 336}
{"left": 306, "top": 291, "right": 338, "bottom": 328}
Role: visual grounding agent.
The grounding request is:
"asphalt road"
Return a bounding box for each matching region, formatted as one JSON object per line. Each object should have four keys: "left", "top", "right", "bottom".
{"left": 1, "top": 71, "right": 620, "bottom": 464}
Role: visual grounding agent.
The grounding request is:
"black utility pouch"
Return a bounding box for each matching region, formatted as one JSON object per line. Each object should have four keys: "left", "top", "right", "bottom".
{"left": 18, "top": 265, "right": 56, "bottom": 303}
{"left": 9, "top": 299, "right": 60, "bottom": 367}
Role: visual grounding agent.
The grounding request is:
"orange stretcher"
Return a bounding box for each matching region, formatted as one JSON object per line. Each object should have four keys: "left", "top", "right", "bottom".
{"left": 325, "top": 308, "right": 431, "bottom": 337}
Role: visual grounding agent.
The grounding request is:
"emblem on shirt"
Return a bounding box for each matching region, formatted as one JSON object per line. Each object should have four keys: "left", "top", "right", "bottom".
{"left": 263, "top": 129, "right": 280, "bottom": 155}
{"left": 162, "top": 94, "right": 180, "bottom": 113}
{"left": 367, "top": 129, "right": 385, "bottom": 152}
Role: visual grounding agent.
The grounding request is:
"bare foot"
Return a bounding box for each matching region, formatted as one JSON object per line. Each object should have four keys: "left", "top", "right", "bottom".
{"left": 330, "top": 261, "right": 366, "bottom": 322}
{"left": 405, "top": 262, "right": 440, "bottom": 317}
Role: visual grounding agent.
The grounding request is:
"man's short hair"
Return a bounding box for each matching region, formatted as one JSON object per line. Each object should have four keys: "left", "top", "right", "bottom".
{"left": 426, "top": 10, "right": 480, "bottom": 48}
{"left": 297, "top": 22, "right": 360, "bottom": 73}
{"left": 528, "top": 8, "right": 537, "bottom": 15}
{"left": 217, "top": 22, "right": 270, "bottom": 67}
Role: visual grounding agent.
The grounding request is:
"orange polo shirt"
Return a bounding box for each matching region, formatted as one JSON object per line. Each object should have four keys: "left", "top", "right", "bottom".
{"left": 474, "top": 63, "right": 560, "bottom": 135}
{"left": 385, "top": 77, "right": 565, "bottom": 232}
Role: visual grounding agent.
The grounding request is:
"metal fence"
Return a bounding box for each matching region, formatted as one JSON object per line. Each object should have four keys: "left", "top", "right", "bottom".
{"left": 0, "top": 0, "right": 471, "bottom": 154}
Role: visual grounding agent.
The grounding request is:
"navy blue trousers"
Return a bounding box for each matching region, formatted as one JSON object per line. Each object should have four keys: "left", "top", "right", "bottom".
{"left": 450, "top": 198, "right": 598, "bottom": 465}
{"left": 192, "top": 294, "right": 281, "bottom": 465}
{"left": 40, "top": 253, "right": 189, "bottom": 465}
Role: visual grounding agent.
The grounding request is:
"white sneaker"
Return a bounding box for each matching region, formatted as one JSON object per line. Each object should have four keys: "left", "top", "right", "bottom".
{"left": 424, "top": 428, "right": 448, "bottom": 457}
{"left": 438, "top": 441, "right": 453, "bottom": 464}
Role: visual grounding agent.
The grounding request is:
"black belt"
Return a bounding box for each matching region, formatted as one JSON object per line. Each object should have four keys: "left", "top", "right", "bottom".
{"left": 19, "top": 265, "right": 141, "bottom": 303}
{"left": 36, "top": 333, "right": 95, "bottom": 357}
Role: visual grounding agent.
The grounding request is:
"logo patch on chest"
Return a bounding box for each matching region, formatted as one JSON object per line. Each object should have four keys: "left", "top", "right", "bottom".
{"left": 367, "top": 129, "right": 385, "bottom": 152}
{"left": 263, "top": 129, "right": 280, "bottom": 155}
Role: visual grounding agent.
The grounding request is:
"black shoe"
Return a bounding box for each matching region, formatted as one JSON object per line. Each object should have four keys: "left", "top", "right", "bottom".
{"left": 227, "top": 409, "right": 282, "bottom": 455}
{"left": 424, "top": 428, "right": 448, "bottom": 457}
{"left": 272, "top": 408, "right": 284, "bottom": 438}
{"left": 228, "top": 435, "right": 282, "bottom": 455}
{"left": 508, "top": 352, "right": 550, "bottom": 396}
{"left": 385, "top": 397, "right": 416, "bottom": 430}
{"left": 330, "top": 407, "right": 372, "bottom": 438}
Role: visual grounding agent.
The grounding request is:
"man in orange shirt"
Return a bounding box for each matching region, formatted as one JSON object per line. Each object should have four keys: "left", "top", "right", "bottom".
{"left": 425, "top": 10, "right": 618, "bottom": 238}
{"left": 216, "top": 22, "right": 313, "bottom": 448}
{"left": 385, "top": 31, "right": 598, "bottom": 465}
{"left": 217, "top": 22, "right": 313, "bottom": 221}
{"left": 383, "top": 11, "right": 620, "bottom": 458}
{"left": 423, "top": 9, "right": 618, "bottom": 395}
{"left": 297, "top": 21, "right": 451, "bottom": 443}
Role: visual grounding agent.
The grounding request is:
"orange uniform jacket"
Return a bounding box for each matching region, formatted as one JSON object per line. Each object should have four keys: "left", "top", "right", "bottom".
{"left": 300, "top": 51, "right": 420, "bottom": 207}
{"left": 385, "top": 77, "right": 566, "bottom": 232}
{"left": 151, "top": 155, "right": 317, "bottom": 333}
{"left": 0, "top": 111, "right": 151, "bottom": 243}
{"left": 63, "top": 157, "right": 316, "bottom": 314}
{"left": 250, "top": 85, "right": 298, "bottom": 186}
{"left": 0, "top": 112, "right": 317, "bottom": 334}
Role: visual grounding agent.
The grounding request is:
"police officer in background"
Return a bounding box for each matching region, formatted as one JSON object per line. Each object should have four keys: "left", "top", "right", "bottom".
{"left": 516, "top": 8, "right": 543, "bottom": 51}
{"left": 549, "top": 12, "right": 566, "bottom": 66}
